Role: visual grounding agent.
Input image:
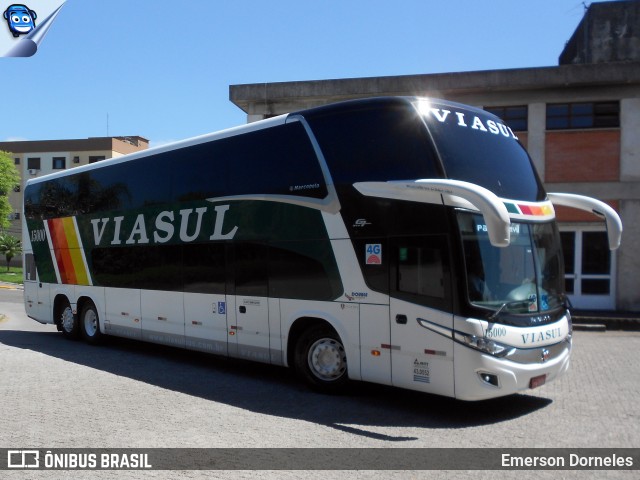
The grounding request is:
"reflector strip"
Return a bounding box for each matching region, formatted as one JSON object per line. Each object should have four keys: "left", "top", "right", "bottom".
{"left": 529, "top": 374, "right": 547, "bottom": 389}
{"left": 424, "top": 349, "right": 447, "bottom": 357}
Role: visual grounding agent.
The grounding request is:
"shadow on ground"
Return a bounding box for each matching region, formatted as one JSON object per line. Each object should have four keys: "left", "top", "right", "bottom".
{"left": 0, "top": 329, "right": 552, "bottom": 442}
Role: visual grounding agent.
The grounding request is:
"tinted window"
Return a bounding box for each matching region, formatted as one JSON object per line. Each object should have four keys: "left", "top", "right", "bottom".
{"left": 398, "top": 246, "right": 445, "bottom": 298}
{"left": 390, "top": 235, "right": 451, "bottom": 311}
{"left": 25, "top": 122, "right": 326, "bottom": 220}
{"left": 234, "top": 243, "right": 268, "bottom": 297}
{"left": 91, "top": 245, "right": 182, "bottom": 290}
{"left": 25, "top": 176, "right": 80, "bottom": 218}
{"left": 305, "top": 103, "right": 441, "bottom": 186}
{"left": 24, "top": 253, "right": 37, "bottom": 282}
{"left": 225, "top": 122, "right": 327, "bottom": 200}
{"left": 269, "top": 241, "right": 341, "bottom": 300}
{"left": 424, "top": 103, "right": 545, "bottom": 201}
{"left": 73, "top": 157, "right": 172, "bottom": 211}
{"left": 173, "top": 121, "right": 326, "bottom": 202}
{"left": 183, "top": 243, "right": 226, "bottom": 294}
{"left": 87, "top": 237, "right": 343, "bottom": 298}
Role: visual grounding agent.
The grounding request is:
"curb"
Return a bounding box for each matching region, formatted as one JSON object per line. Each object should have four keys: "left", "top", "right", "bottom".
{"left": 572, "top": 312, "right": 640, "bottom": 332}
{"left": 572, "top": 323, "right": 607, "bottom": 332}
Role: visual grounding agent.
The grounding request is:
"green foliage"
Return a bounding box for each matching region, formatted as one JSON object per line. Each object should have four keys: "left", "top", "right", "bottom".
{"left": 0, "top": 151, "right": 21, "bottom": 229}
{"left": 0, "top": 266, "right": 21, "bottom": 284}
{"left": 0, "top": 233, "right": 22, "bottom": 271}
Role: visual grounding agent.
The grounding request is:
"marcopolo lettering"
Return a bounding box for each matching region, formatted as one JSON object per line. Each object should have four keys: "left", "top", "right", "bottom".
{"left": 90, "top": 204, "right": 238, "bottom": 247}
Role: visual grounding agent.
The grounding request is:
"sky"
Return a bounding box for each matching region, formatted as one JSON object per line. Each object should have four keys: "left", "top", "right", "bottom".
{"left": 0, "top": 0, "right": 621, "bottom": 147}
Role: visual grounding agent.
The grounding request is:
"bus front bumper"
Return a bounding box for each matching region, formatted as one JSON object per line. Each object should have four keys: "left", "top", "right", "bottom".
{"left": 453, "top": 337, "right": 571, "bottom": 401}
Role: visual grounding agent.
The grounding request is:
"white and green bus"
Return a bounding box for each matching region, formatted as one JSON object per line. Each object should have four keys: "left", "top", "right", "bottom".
{"left": 23, "top": 97, "right": 622, "bottom": 400}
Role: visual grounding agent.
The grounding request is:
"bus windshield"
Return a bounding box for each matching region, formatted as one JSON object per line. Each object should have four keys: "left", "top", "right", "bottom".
{"left": 420, "top": 100, "right": 546, "bottom": 202}
{"left": 458, "top": 212, "right": 564, "bottom": 315}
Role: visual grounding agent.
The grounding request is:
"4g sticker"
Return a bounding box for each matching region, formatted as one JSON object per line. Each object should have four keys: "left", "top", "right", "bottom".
{"left": 365, "top": 244, "right": 382, "bottom": 265}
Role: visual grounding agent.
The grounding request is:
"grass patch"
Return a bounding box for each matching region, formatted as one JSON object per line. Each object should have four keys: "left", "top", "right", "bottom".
{"left": 0, "top": 267, "right": 23, "bottom": 285}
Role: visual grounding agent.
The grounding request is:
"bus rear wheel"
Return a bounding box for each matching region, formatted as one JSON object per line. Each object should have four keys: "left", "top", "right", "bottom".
{"left": 59, "top": 299, "right": 79, "bottom": 340}
{"left": 80, "top": 301, "right": 102, "bottom": 345}
{"left": 294, "top": 325, "right": 348, "bottom": 393}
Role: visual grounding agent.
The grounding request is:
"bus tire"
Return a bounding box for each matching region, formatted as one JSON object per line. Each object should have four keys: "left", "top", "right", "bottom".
{"left": 59, "top": 298, "right": 79, "bottom": 340}
{"left": 80, "top": 301, "right": 102, "bottom": 345}
{"left": 294, "top": 325, "right": 348, "bottom": 393}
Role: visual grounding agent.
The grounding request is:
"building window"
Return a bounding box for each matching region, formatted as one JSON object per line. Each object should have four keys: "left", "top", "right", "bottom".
{"left": 14, "top": 158, "right": 20, "bottom": 165}
{"left": 89, "top": 155, "right": 106, "bottom": 163}
{"left": 27, "top": 157, "right": 41, "bottom": 170}
{"left": 484, "top": 105, "right": 528, "bottom": 131}
{"left": 52, "top": 157, "right": 66, "bottom": 169}
{"left": 546, "top": 101, "right": 619, "bottom": 130}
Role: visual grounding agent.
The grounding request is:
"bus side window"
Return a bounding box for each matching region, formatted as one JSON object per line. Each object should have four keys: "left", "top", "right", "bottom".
{"left": 234, "top": 243, "right": 268, "bottom": 297}
{"left": 268, "top": 242, "right": 338, "bottom": 301}
{"left": 391, "top": 236, "right": 452, "bottom": 312}
{"left": 24, "top": 253, "right": 37, "bottom": 281}
{"left": 183, "top": 243, "right": 227, "bottom": 295}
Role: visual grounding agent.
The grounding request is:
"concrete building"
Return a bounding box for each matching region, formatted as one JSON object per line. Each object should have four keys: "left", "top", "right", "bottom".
{"left": 0, "top": 135, "right": 149, "bottom": 242}
{"left": 229, "top": 1, "right": 640, "bottom": 312}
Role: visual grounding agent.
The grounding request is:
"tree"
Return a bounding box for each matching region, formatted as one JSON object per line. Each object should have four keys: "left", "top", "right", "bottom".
{"left": 0, "top": 233, "right": 21, "bottom": 271}
{"left": 0, "top": 151, "right": 21, "bottom": 229}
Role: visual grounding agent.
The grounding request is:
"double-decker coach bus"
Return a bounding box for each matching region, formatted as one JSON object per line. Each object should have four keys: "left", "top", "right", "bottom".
{"left": 22, "top": 97, "right": 622, "bottom": 400}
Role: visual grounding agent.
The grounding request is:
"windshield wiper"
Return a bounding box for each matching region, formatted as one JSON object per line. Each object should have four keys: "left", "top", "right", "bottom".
{"left": 488, "top": 299, "right": 535, "bottom": 322}
{"left": 560, "top": 293, "right": 573, "bottom": 310}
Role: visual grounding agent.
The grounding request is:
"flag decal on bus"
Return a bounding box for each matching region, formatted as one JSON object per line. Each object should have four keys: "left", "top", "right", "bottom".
{"left": 503, "top": 201, "right": 554, "bottom": 218}
{"left": 45, "top": 217, "right": 92, "bottom": 285}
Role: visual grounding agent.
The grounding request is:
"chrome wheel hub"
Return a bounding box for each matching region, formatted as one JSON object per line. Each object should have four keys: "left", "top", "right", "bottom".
{"left": 61, "top": 307, "right": 74, "bottom": 332}
{"left": 308, "top": 338, "right": 346, "bottom": 381}
{"left": 83, "top": 309, "right": 98, "bottom": 336}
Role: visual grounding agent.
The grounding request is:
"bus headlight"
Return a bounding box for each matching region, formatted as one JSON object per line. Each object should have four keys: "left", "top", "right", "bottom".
{"left": 454, "top": 332, "right": 516, "bottom": 358}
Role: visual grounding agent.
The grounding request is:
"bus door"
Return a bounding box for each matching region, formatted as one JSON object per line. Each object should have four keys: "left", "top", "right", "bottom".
{"left": 183, "top": 244, "right": 229, "bottom": 356}
{"left": 229, "top": 243, "right": 272, "bottom": 363}
{"left": 389, "top": 236, "right": 455, "bottom": 396}
{"left": 23, "top": 253, "right": 50, "bottom": 322}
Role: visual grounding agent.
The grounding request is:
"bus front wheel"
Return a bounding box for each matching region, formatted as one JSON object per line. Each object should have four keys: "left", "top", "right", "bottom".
{"left": 294, "top": 325, "right": 348, "bottom": 393}
{"left": 80, "top": 301, "right": 102, "bottom": 345}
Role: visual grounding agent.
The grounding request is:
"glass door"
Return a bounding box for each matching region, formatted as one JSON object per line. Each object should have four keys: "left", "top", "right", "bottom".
{"left": 560, "top": 228, "right": 615, "bottom": 310}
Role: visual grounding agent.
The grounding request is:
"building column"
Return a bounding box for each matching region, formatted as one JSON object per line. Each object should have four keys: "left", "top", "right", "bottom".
{"left": 526, "top": 103, "right": 546, "bottom": 180}
{"left": 620, "top": 98, "right": 640, "bottom": 180}
{"left": 617, "top": 98, "right": 640, "bottom": 310}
